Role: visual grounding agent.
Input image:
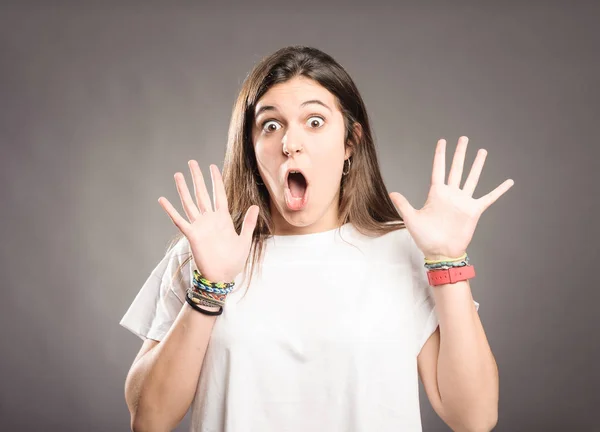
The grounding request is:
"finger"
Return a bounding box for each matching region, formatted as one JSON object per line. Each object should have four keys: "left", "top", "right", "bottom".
{"left": 240, "top": 205, "right": 259, "bottom": 245}
{"left": 463, "top": 149, "right": 487, "bottom": 197}
{"left": 188, "top": 160, "right": 212, "bottom": 213}
{"left": 447, "top": 136, "right": 469, "bottom": 187}
{"left": 477, "top": 179, "right": 515, "bottom": 212}
{"left": 431, "top": 139, "right": 446, "bottom": 185}
{"left": 211, "top": 164, "right": 229, "bottom": 212}
{"left": 158, "top": 197, "right": 191, "bottom": 234}
{"left": 174, "top": 172, "right": 201, "bottom": 222}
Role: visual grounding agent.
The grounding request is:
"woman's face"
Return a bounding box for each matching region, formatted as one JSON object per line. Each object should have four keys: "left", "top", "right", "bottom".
{"left": 252, "top": 76, "right": 352, "bottom": 235}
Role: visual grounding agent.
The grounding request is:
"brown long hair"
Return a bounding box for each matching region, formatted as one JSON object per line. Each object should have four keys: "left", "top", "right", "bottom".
{"left": 167, "top": 45, "right": 406, "bottom": 294}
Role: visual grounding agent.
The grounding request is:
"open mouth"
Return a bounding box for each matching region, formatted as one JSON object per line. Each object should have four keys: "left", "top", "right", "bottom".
{"left": 285, "top": 170, "right": 309, "bottom": 211}
{"left": 287, "top": 171, "right": 307, "bottom": 198}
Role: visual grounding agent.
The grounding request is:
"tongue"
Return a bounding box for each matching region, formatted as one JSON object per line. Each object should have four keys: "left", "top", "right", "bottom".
{"left": 288, "top": 174, "right": 306, "bottom": 198}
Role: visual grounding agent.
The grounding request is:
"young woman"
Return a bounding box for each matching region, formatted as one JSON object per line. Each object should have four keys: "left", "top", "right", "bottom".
{"left": 121, "top": 46, "right": 509, "bottom": 431}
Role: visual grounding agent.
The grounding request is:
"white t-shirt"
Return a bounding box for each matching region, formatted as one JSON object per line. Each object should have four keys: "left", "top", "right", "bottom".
{"left": 120, "top": 222, "right": 479, "bottom": 431}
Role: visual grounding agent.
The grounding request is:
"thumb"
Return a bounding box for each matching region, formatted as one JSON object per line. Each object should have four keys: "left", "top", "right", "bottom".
{"left": 240, "top": 205, "right": 260, "bottom": 244}
{"left": 389, "top": 192, "right": 414, "bottom": 220}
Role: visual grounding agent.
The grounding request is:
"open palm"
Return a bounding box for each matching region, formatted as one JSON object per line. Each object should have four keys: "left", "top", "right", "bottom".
{"left": 390, "top": 136, "right": 514, "bottom": 259}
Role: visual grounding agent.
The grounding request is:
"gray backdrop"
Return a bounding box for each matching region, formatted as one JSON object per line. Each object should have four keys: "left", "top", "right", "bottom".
{"left": 1, "top": 1, "right": 598, "bottom": 431}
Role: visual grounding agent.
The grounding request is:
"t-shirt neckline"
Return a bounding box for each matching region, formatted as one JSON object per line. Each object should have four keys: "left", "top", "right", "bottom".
{"left": 268, "top": 222, "right": 353, "bottom": 247}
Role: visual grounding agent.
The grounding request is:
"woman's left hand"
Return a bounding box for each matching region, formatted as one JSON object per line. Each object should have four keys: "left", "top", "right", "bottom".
{"left": 389, "top": 136, "right": 514, "bottom": 260}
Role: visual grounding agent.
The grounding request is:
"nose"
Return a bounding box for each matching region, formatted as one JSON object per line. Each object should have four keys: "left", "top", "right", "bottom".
{"left": 282, "top": 129, "right": 303, "bottom": 156}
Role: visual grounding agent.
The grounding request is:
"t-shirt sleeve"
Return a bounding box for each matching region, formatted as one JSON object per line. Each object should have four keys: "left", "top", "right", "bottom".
{"left": 119, "top": 236, "right": 196, "bottom": 342}
{"left": 408, "top": 232, "right": 480, "bottom": 356}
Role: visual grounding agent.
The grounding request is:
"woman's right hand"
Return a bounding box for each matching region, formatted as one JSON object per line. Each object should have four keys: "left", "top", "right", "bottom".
{"left": 158, "top": 161, "right": 259, "bottom": 284}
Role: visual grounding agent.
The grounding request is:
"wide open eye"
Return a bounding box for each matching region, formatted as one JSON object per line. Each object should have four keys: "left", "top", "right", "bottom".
{"left": 262, "top": 120, "right": 281, "bottom": 133}
{"left": 307, "top": 116, "right": 325, "bottom": 128}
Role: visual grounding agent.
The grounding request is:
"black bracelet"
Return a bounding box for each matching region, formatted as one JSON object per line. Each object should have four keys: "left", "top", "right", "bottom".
{"left": 185, "top": 292, "right": 223, "bottom": 316}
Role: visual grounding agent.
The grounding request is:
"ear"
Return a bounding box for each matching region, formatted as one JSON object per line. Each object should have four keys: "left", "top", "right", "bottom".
{"left": 345, "top": 122, "right": 362, "bottom": 159}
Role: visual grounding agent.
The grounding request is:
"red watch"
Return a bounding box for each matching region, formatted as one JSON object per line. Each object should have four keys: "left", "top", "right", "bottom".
{"left": 427, "top": 265, "right": 476, "bottom": 286}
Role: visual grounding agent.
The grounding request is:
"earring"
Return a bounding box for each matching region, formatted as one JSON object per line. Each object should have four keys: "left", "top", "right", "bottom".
{"left": 342, "top": 158, "right": 352, "bottom": 175}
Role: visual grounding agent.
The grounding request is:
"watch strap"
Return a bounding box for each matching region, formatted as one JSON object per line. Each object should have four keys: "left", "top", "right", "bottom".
{"left": 427, "top": 265, "right": 476, "bottom": 286}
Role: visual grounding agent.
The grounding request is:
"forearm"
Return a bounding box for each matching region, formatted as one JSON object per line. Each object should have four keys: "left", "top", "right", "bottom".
{"left": 433, "top": 280, "right": 499, "bottom": 431}
{"left": 126, "top": 303, "right": 218, "bottom": 431}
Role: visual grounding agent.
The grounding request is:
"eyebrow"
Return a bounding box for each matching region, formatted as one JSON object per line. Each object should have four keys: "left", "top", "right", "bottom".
{"left": 254, "top": 99, "right": 332, "bottom": 118}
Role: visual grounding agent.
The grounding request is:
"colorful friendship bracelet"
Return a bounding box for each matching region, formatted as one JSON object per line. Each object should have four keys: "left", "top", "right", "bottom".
{"left": 187, "top": 287, "right": 222, "bottom": 303}
{"left": 187, "top": 288, "right": 227, "bottom": 306}
{"left": 184, "top": 269, "right": 235, "bottom": 315}
{"left": 193, "top": 270, "right": 235, "bottom": 289}
{"left": 192, "top": 278, "right": 235, "bottom": 295}
{"left": 188, "top": 285, "right": 226, "bottom": 304}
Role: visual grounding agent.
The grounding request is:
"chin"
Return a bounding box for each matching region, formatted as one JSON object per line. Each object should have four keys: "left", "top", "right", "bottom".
{"left": 270, "top": 184, "right": 340, "bottom": 233}
{"left": 281, "top": 211, "right": 315, "bottom": 228}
